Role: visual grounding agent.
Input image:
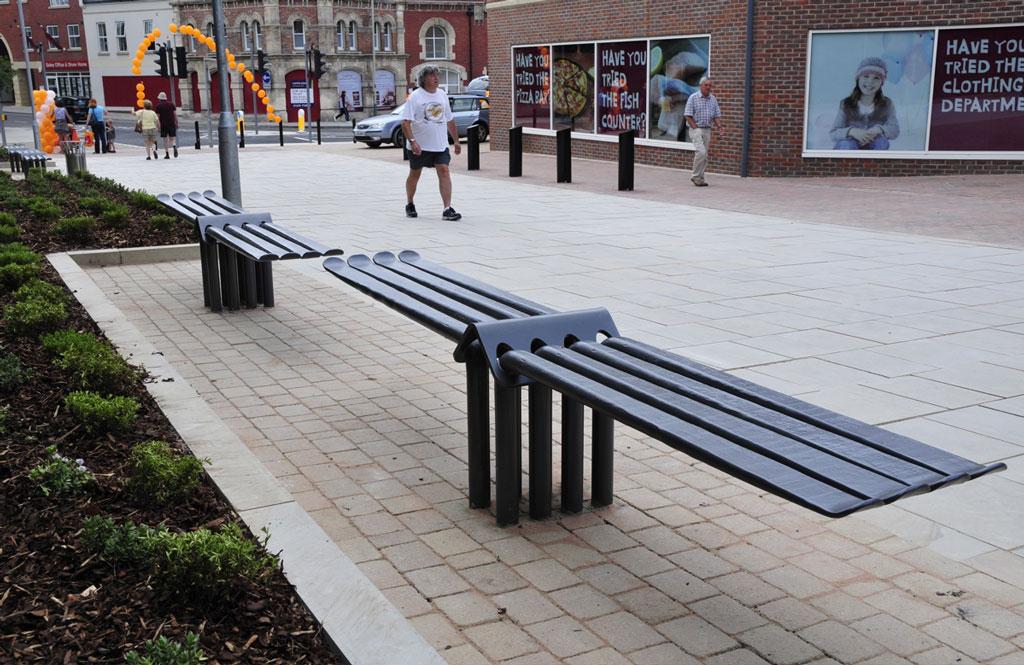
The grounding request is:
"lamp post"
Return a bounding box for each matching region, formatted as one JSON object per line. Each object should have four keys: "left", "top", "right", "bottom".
{"left": 370, "top": 0, "right": 377, "bottom": 117}
{"left": 212, "top": 0, "right": 241, "bottom": 205}
{"left": 16, "top": 0, "right": 40, "bottom": 149}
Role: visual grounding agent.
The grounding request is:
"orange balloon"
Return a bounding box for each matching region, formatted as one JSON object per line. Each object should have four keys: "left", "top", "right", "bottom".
{"left": 169, "top": 23, "right": 179, "bottom": 33}
{"left": 137, "top": 99, "right": 145, "bottom": 108}
{"left": 266, "top": 104, "right": 274, "bottom": 113}
{"left": 243, "top": 71, "right": 254, "bottom": 83}
{"left": 135, "top": 83, "right": 145, "bottom": 91}
{"left": 136, "top": 91, "right": 146, "bottom": 100}
{"left": 152, "top": 28, "right": 161, "bottom": 37}
{"left": 236, "top": 63, "right": 246, "bottom": 73}
{"left": 250, "top": 83, "right": 259, "bottom": 92}
{"left": 257, "top": 90, "right": 267, "bottom": 99}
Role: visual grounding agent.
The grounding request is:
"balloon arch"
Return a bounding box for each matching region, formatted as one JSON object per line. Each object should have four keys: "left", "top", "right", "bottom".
{"left": 34, "top": 22, "right": 281, "bottom": 153}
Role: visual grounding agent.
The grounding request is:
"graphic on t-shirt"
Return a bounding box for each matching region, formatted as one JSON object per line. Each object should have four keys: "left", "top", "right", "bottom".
{"left": 424, "top": 102, "right": 446, "bottom": 122}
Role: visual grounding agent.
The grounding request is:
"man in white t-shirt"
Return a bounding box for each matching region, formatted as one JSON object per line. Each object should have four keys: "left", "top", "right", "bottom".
{"left": 401, "top": 66, "right": 462, "bottom": 221}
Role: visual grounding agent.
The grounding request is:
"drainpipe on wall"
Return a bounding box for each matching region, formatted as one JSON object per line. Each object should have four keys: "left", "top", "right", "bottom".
{"left": 740, "top": 0, "right": 754, "bottom": 177}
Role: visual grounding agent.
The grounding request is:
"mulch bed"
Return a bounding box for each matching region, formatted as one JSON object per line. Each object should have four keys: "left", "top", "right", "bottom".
{"left": 0, "top": 171, "right": 347, "bottom": 663}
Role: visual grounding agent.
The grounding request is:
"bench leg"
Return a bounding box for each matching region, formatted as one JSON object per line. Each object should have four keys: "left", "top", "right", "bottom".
{"left": 205, "top": 241, "right": 223, "bottom": 312}
{"left": 220, "top": 246, "right": 240, "bottom": 311}
{"left": 495, "top": 382, "right": 522, "bottom": 526}
{"left": 592, "top": 411, "right": 614, "bottom": 507}
{"left": 529, "top": 384, "right": 553, "bottom": 520}
{"left": 467, "top": 356, "right": 490, "bottom": 509}
{"left": 198, "top": 238, "right": 211, "bottom": 307}
{"left": 561, "top": 395, "right": 584, "bottom": 513}
{"left": 261, "top": 263, "right": 275, "bottom": 308}
{"left": 242, "top": 258, "right": 258, "bottom": 308}
{"left": 255, "top": 262, "right": 265, "bottom": 305}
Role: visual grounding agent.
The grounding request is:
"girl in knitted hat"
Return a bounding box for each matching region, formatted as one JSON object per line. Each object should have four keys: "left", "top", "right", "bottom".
{"left": 829, "top": 56, "right": 900, "bottom": 150}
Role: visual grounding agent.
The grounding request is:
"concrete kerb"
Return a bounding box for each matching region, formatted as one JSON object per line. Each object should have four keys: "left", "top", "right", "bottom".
{"left": 47, "top": 246, "right": 446, "bottom": 665}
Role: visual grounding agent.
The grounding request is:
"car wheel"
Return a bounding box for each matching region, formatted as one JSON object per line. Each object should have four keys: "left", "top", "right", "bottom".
{"left": 366, "top": 140, "right": 382, "bottom": 149}
{"left": 391, "top": 127, "right": 405, "bottom": 147}
{"left": 475, "top": 123, "right": 489, "bottom": 143}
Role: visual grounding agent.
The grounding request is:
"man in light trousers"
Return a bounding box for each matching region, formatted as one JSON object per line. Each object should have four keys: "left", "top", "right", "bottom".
{"left": 684, "top": 77, "right": 721, "bottom": 187}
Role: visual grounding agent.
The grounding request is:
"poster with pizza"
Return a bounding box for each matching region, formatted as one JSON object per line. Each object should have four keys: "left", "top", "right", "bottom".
{"left": 553, "top": 43, "right": 596, "bottom": 133}
{"left": 648, "top": 36, "right": 710, "bottom": 142}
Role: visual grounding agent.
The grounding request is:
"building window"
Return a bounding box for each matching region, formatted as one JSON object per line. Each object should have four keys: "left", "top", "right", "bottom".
{"left": 253, "top": 21, "right": 262, "bottom": 50}
{"left": 45, "top": 72, "right": 91, "bottom": 97}
{"left": 96, "top": 22, "right": 108, "bottom": 53}
{"left": 207, "top": 23, "right": 214, "bottom": 40}
{"left": 241, "top": 21, "right": 250, "bottom": 51}
{"left": 425, "top": 25, "right": 447, "bottom": 60}
{"left": 336, "top": 21, "right": 344, "bottom": 49}
{"left": 373, "top": 22, "right": 380, "bottom": 51}
{"left": 383, "top": 23, "right": 392, "bottom": 51}
{"left": 186, "top": 24, "right": 197, "bottom": 52}
{"left": 439, "top": 67, "right": 461, "bottom": 93}
{"left": 293, "top": 20, "right": 305, "bottom": 50}
{"left": 144, "top": 19, "right": 155, "bottom": 49}
{"left": 348, "top": 21, "right": 357, "bottom": 50}
{"left": 45, "top": 25, "right": 60, "bottom": 50}
{"left": 116, "top": 21, "right": 127, "bottom": 53}
{"left": 25, "top": 28, "right": 32, "bottom": 46}
{"left": 49, "top": 0, "right": 70, "bottom": 7}
{"left": 67, "top": 24, "right": 80, "bottom": 49}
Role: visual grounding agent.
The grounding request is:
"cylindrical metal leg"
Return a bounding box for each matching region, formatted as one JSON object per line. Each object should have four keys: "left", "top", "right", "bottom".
{"left": 198, "top": 238, "right": 211, "bottom": 307}
{"left": 529, "top": 384, "right": 552, "bottom": 520}
{"left": 261, "top": 263, "right": 275, "bottom": 307}
{"left": 255, "top": 262, "right": 265, "bottom": 304}
{"left": 561, "top": 396, "right": 584, "bottom": 513}
{"left": 495, "top": 382, "right": 522, "bottom": 526}
{"left": 592, "top": 411, "right": 614, "bottom": 507}
{"left": 243, "top": 258, "right": 258, "bottom": 308}
{"left": 220, "top": 247, "right": 240, "bottom": 311}
{"left": 467, "top": 355, "right": 490, "bottom": 509}
{"left": 205, "top": 241, "right": 222, "bottom": 312}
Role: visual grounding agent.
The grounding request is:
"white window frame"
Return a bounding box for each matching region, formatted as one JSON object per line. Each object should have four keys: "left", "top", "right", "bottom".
{"left": 293, "top": 20, "right": 305, "bottom": 50}
{"left": 373, "top": 22, "right": 380, "bottom": 51}
{"left": 253, "top": 21, "right": 262, "bottom": 50}
{"left": 348, "top": 21, "right": 357, "bottom": 50}
{"left": 144, "top": 19, "right": 155, "bottom": 50}
{"left": 241, "top": 21, "right": 251, "bottom": 51}
{"left": 383, "top": 23, "right": 392, "bottom": 51}
{"left": 186, "top": 24, "right": 197, "bottom": 52}
{"left": 425, "top": 26, "right": 447, "bottom": 60}
{"left": 45, "top": 24, "right": 59, "bottom": 50}
{"left": 115, "top": 21, "right": 127, "bottom": 53}
{"left": 96, "top": 22, "right": 108, "bottom": 53}
{"left": 439, "top": 67, "right": 461, "bottom": 93}
{"left": 336, "top": 21, "right": 345, "bottom": 50}
{"left": 67, "top": 23, "right": 80, "bottom": 49}
{"left": 49, "top": 0, "right": 70, "bottom": 7}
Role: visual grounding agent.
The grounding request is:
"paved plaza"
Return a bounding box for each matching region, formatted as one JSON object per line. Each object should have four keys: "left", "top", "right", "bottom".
{"left": 43, "top": 138, "right": 1024, "bottom": 664}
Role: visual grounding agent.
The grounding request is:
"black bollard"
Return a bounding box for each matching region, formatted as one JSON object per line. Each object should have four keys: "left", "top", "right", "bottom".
{"left": 467, "top": 123, "right": 480, "bottom": 171}
{"left": 618, "top": 129, "right": 635, "bottom": 191}
{"left": 194, "top": 120, "right": 201, "bottom": 150}
{"left": 239, "top": 119, "right": 245, "bottom": 148}
{"left": 278, "top": 120, "right": 284, "bottom": 146}
{"left": 509, "top": 126, "right": 522, "bottom": 177}
{"left": 556, "top": 127, "right": 571, "bottom": 183}
{"left": 316, "top": 118, "right": 321, "bottom": 145}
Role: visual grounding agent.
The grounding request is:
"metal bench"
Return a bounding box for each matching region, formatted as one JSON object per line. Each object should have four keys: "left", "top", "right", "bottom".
{"left": 158, "top": 190, "right": 343, "bottom": 312}
{"left": 325, "top": 250, "right": 1005, "bottom": 526}
{"left": 8, "top": 147, "right": 48, "bottom": 173}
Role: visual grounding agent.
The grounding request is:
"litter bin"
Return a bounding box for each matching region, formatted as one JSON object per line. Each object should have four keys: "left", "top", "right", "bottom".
{"left": 61, "top": 139, "right": 88, "bottom": 175}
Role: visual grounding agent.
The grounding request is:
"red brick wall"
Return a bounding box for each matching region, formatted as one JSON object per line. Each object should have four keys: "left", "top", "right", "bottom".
{"left": 405, "top": 6, "right": 489, "bottom": 83}
{"left": 487, "top": 0, "right": 1024, "bottom": 176}
{"left": 0, "top": 1, "right": 88, "bottom": 65}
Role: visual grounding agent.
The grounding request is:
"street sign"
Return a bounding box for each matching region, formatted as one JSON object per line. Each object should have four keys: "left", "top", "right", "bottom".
{"left": 262, "top": 71, "right": 272, "bottom": 86}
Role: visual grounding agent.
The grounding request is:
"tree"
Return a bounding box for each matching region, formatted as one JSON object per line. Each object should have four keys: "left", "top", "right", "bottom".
{"left": 0, "top": 58, "right": 15, "bottom": 102}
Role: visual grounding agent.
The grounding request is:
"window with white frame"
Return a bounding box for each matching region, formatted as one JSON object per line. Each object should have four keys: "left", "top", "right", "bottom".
{"left": 67, "top": 24, "right": 80, "bottom": 49}
{"left": 439, "top": 67, "right": 461, "bottom": 93}
{"left": 96, "top": 22, "right": 108, "bottom": 53}
{"left": 49, "top": 0, "right": 70, "bottom": 7}
{"left": 373, "top": 22, "right": 380, "bottom": 51}
{"left": 116, "top": 21, "right": 127, "bottom": 52}
{"left": 45, "top": 25, "right": 59, "bottom": 50}
{"left": 186, "top": 24, "right": 197, "bottom": 51}
{"left": 144, "top": 19, "right": 155, "bottom": 49}
{"left": 424, "top": 25, "right": 447, "bottom": 60}
{"left": 383, "top": 23, "right": 392, "bottom": 51}
{"left": 241, "top": 21, "right": 251, "bottom": 51}
{"left": 293, "top": 20, "right": 305, "bottom": 50}
{"left": 348, "top": 21, "right": 357, "bottom": 50}
{"left": 25, "top": 27, "right": 32, "bottom": 45}
{"left": 336, "top": 21, "right": 345, "bottom": 49}
{"left": 253, "top": 21, "right": 262, "bottom": 50}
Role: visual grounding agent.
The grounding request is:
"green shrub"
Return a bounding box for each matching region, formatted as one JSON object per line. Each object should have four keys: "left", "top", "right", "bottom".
{"left": 79, "top": 195, "right": 110, "bottom": 214}
{"left": 25, "top": 197, "right": 61, "bottom": 222}
{"left": 3, "top": 298, "right": 68, "bottom": 336}
{"left": 148, "top": 214, "right": 178, "bottom": 233}
{"left": 54, "top": 215, "right": 96, "bottom": 242}
{"left": 0, "top": 353, "right": 29, "bottom": 392}
{"left": 29, "top": 445, "right": 94, "bottom": 497}
{"left": 13, "top": 278, "right": 68, "bottom": 305}
{"left": 101, "top": 204, "right": 130, "bottom": 228}
{"left": 41, "top": 329, "right": 135, "bottom": 392}
{"left": 0, "top": 224, "right": 21, "bottom": 243}
{"left": 125, "top": 633, "right": 204, "bottom": 665}
{"left": 0, "top": 212, "right": 16, "bottom": 226}
{"left": 128, "top": 190, "right": 161, "bottom": 211}
{"left": 127, "top": 441, "right": 206, "bottom": 506}
{"left": 0, "top": 243, "right": 41, "bottom": 289}
{"left": 82, "top": 516, "right": 164, "bottom": 565}
{"left": 65, "top": 391, "right": 139, "bottom": 434}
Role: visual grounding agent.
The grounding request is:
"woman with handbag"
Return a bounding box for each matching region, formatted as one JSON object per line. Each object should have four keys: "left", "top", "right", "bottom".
{"left": 85, "top": 99, "right": 107, "bottom": 154}
{"left": 135, "top": 100, "right": 161, "bottom": 160}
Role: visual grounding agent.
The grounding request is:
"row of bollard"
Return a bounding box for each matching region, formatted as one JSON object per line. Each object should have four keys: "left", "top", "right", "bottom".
{"left": 507, "top": 127, "right": 635, "bottom": 191}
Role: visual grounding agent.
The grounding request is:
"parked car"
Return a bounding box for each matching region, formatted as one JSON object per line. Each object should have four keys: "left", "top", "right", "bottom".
{"left": 353, "top": 95, "right": 490, "bottom": 148}
{"left": 466, "top": 75, "right": 489, "bottom": 96}
{"left": 55, "top": 96, "right": 91, "bottom": 123}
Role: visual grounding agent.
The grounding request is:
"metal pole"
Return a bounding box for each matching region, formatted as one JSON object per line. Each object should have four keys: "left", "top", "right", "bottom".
{"left": 39, "top": 45, "right": 48, "bottom": 91}
{"left": 15, "top": 0, "right": 40, "bottom": 149}
{"left": 370, "top": 0, "right": 377, "bottom": 117}
{"left": 740, "top": 0, "right": 755, "bottom": 177}
{"left": 212, "top": 0, "right": 242, "bottom": 205}
{"left": 304, "top": 49, "right": 312, "bottom": 142}
{"left": 204, "top": 56, "right": 214, "bottom": 148}
{"left": 167, "top": 41, "right": 178, "bottom": 107}
{"left": 250, "top": 49, "right": 259, "bottom": 135}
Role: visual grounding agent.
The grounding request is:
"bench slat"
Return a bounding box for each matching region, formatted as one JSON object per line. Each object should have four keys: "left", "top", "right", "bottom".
{"left": 219, "top": 225, "right": 300, "bottom": 260}
{"left": 199, "top": 190, "right": 245, "bottom": 214}
{"left": 157, "top": 193, "right": 202, "bottom": 222}
{"left": 205, "top": 227, "right": 277, "bottom": 262}
{"left": 240, "top": 225, "right": 319, "bottom": 259}
{"left": 191, "top": 190, "right": 242, "bottom": 215}
{"left": 500, "top": 349, "right": 881, "bottom": 517}
{"left": 261, "top": 222, "right": 344, "bottom": 257}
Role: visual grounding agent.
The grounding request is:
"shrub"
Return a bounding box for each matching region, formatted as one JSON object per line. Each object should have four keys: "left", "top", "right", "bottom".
{"left": 25, "top": 197, "right": 61, "bottom": 222}
{"left": 79, "top": 195, "right": 110, "bottom": 214}
{"left": 0, "top": 224, "right": 22, "bottom": 243}
{"left": 54, "top": 215, "right": 96, "bottom": 242}
{"left": 82, "top": 516, "right": 164, "bottom": 565}
{"left": 13, "top": 278, "right": 68, "bottom": 305}
{"left": 41, "top": 329, "right": 135, "bottom": 392}
{"left": 0, "top": 353, "right": 29, "bottom": 392}
{"left": 65, "top": 391, "right": 139, "bottom": 434}
{"left": 124, "top": 633, "right": 204, "bottom": 665}
{"left": 0, "top": 212, "right": 16, "bottom": 226}
{"left": 128, "top": 190, "right": 161, "bottom": 211}
{"left": 0, "top": 243, "right": 41, "bottom": 289}
{"left": 148, "top": 214, "right": 178, "bottom": 233}
{"left": 29, "top": 445, "right": 94, "bottom": 497}
{"left": 3, "top": 298, "right": 68, "bottom": 336}
{"left": 127, "top": 441, "right": 206, "bottom": 506}
{"left": 101, "top": 204, "right": 130, "bottom": 228}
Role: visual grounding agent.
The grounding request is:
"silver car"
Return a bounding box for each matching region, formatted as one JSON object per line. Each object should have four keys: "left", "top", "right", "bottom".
{"left": 354, "top": 95, "right": 490, "bottom": 148}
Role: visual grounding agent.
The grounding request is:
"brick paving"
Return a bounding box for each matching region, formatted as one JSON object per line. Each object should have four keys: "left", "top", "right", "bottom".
{"left": 75, "top": 143, "right": 1024, "bottom": 663}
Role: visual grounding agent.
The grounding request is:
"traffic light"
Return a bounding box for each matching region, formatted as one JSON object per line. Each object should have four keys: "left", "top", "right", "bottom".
{"left": 153, "top": 45, "right": 169, "bottom": 78}
{"left": 312, "top": 48, "right": 327, "bottom": 79}
{"left": 175, "top": 46, "right": 188, "bottom": 79}
{"left": 256, "top": 49, "right": 268, "bottom": 74}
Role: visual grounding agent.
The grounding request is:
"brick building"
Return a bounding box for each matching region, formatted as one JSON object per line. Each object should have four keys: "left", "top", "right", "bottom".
{"left": 168, "top": 0, "right": 486, "bottom": 120}
{"left": 1, "top": 0, "right": 90, "bottom": 105}
{"left": 487, "top": 0, "right": 1024, "bottom": 177}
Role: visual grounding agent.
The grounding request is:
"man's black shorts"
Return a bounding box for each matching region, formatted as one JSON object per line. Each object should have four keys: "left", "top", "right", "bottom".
{"left": 409, "top": 149, "right": 451, "bottom": 170}
{"left": 160, "top": 127, "right": 177, "bottom": 138}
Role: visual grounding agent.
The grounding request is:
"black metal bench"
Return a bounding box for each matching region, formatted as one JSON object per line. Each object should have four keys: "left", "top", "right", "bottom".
{"left": 158, "top": 190, "right": 343, "bottom": 312}
{"left": 325, "top": 251, "right": 1005, "bottom": 526}
{"left": 8, "top": 147, "right": 48, "bottom": 173}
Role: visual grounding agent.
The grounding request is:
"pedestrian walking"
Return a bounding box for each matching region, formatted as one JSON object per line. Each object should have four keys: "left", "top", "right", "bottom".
{"left": 154, "top": 92, "right": 179, "bottom": 159}
{"left": 135, "top": 100, "right": 161, "bottom": 160}
{"left": 684, "top": 77, "right": 721, "bottom": 187}
{"left": 53, "top": 100, "right": 73, "bottom": 149}
{"left": 400, "top": 66, "right": 462, "bottom": 221}
{"left": 85, "top": 99, "right": 108, "bottom": 154}
{"left": 335, "top": 92, "right": 350, "bottom": 122}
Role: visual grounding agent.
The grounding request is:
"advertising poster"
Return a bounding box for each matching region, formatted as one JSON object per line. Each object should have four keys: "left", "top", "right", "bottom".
{"left": 337, "top": 70, "right": 363, "bottom": 112}
{"left": 596, "top": 41, "right": 647, "bottom": 136}
{"left": 930, "top": 25, "right": 1024, "bottom": 151}
{"left": 648, "top": 36, "right": 709, "bottom": 142}
{"left": 513, "top": 45, "right": 552, "bottom": 129}
{"left": 289, "top": 80, "right": 310, "bottom": 106}
{"left": 805, "top": 30, "right": 933, "bottom": 152}
{"left": 375, "top": 70, "right": 397, "bottom": 108}
{"left": 552, "top": 43, "right": 595, "bottom": 132}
